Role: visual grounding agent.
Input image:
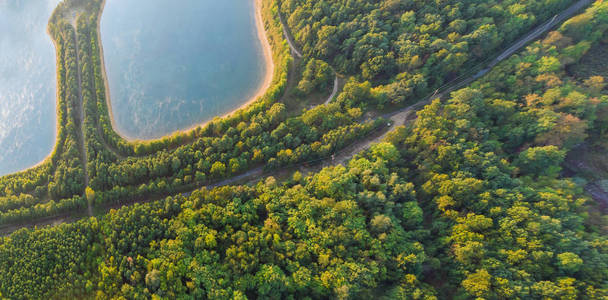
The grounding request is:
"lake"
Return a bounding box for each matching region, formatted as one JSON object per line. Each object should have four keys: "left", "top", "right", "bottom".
{"left": 100, "top": 0, "right": 269, "bottom": 140}
{"left": 0, "top": 0, "right": 60, "bottom": 176}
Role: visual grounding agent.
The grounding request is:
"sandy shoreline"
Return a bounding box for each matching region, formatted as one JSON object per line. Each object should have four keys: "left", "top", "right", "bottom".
{"left": 99, "top": 0, "right": 275, "bottom": 142}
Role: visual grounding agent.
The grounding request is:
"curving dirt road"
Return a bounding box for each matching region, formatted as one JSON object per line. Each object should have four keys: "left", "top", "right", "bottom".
{"left": 278, "top": 11, "right": 302, "bottom": 58}
{"left": 324, "top": 76, "right": 340, "bottom": 105}
{"left": 278, "top": 9, "right": 340, "bottom": 105}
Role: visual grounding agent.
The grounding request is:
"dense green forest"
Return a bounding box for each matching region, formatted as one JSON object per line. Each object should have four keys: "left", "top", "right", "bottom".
{"left": 280, "top": 0, "right": 579, "bottom": 102}
{"left": 0, "top": 0, "right": 607, "bottom": 298}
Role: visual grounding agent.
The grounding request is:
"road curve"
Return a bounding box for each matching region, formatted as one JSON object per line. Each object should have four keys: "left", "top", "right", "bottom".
{"left": 325, "top": 76, "right": 340, "bottom": 105}
{"left": 278, "top": 11, "right": 302, "bottom": 58}
{"left": 278, "top": 9, "right": 340, "bottom": 105}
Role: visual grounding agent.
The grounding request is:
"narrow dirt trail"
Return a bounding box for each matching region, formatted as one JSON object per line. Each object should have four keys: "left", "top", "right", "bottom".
{"left": 70, "top": 17, "right": 92, "bottom": 217}
{"left": 278, "top": 11, "right": 302, "bottom": 58}
{"left": 324, "top": 75, "right": 340, "bottom": 105}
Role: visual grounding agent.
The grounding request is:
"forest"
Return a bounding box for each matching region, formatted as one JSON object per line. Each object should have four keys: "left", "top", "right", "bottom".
{"left": 0, "top": 0, "right": 589, "bottom": 225}
{"left": 0, "top": 0, "right": 607, "bottom": 298}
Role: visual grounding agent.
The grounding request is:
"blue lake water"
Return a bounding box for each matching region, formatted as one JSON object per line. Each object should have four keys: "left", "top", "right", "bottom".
{"left": 100, "top": 0, "right": 268, "bottom": 140}
{"left": 0, "top": 0, "right": 60, "bottom": 176}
